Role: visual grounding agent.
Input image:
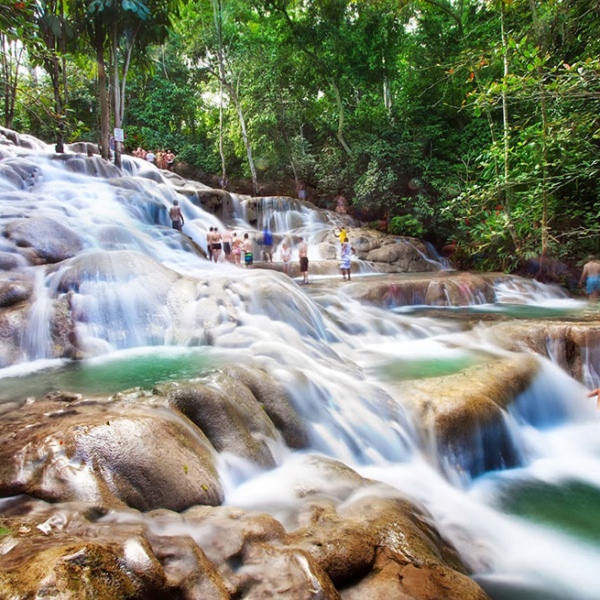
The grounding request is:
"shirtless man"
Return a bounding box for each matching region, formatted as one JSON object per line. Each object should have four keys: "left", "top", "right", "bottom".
{"left": 244, "top": 233, "right": 254, "bottom": 268}
{"left": 580, "top": 256, "right": 600, "bottom": 299}
{"left": 298, "top": 237, "right": 309, "bottom": 284}
{"left": 212, "top": 228, "right": 222, "bottom": 263}
{"left": 169, "top": 200, "right": 184, "bottom": 232}
{"left": 206, "top": 227, "right": 213, "bottom": 261}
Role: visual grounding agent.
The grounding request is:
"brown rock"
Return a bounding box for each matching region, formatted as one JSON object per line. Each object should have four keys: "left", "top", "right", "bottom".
{"left": 0, "top": 396, "right": 223, "bottom": 511}
{"left": 167, "top": 377, "right": 278, "bottom": 468}
{"left": 236, "top": 543, "right": 340, "bottom": 600}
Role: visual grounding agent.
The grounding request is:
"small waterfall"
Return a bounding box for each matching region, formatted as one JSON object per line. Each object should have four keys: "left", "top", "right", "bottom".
{"left": 22, "top": 268, "right": 53, "bottom": 361}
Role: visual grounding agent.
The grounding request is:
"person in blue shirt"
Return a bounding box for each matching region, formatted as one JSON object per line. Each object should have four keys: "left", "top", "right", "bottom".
{"left": 262, "top": 227, "right": 273, "bottom": 262}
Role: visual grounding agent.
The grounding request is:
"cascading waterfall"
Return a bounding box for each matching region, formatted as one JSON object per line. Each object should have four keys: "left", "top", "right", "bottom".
{"left": 2, "top": 130, "right": 600, "bottom": 599}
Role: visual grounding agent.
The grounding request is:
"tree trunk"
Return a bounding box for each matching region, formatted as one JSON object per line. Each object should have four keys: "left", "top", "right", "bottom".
{"left": 228, "top": 83, "right": 258, "bottom": 195}
{"left": 213, "top": 0, "right": 228, "bottom": 185}
{"left": 500, "top": 2, "right": 521, "bottom": 253}
{"left": 331, "top": 79, "right": 351, "bottom": 155}
{"left": 529, "top": 0, "right": 550, "bottom": 256}
{"left": 111, "top": 23, "right": 122, "bottom": 168}
{"left": 95, "top": 32, "right": 110, "bottom": 160}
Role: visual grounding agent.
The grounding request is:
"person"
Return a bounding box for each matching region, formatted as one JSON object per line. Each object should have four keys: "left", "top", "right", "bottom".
{"left": 580, "top": 256, "right": 600, "bottom": 299}
{"left": 166, "top": 150, "right": 175, "bottom": 171}
{"left": 232, "top": 232, "right": 243, "bottom": 266}
{"left": 336, "top": 227, "right": 348, "bottom": 244}
{"left": 262, "top": 227, "right": 273, "bottom": 262}
{"left": 206, "top": 227, "right": 213, "bottom": 261}
{"left": 222, "top": 227, "right": 233, "bottom": 262}
{"left": 297, "top": 182, "right": 306, "bottom": 201}
{"left": 281, "top": 241, "right": 292, "bottom": 276}
{"left": 339, "top": 238, "right": 353, "bottom": 281}
{"left": 169, "top": 200, "right": 184, "bottom": 232}
{"left": 244, "top": 233, "right": 253, "bottom": 268}
{"left": 146, "top": 150, "right": 155, "bottom": 164}
{"left": 298, "top": 237, "right": 309, "bottom": 284}
{"left": 212, "top": 228, "right": 222, "bottom": 263}
{"left": 587, "top": 388, "right": 600, "bottom": 408}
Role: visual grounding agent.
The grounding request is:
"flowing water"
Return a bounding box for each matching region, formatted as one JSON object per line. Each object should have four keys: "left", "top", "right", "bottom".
{"left": 1, "top": 128, "right": 600, "bottom": 598}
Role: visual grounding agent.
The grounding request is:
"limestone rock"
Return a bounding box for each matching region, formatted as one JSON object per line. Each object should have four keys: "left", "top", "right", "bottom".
{"left": 398, "top": 354, "right": 540, "bottom": 475}
{"left": 222, "top": 365, "right": 310, "bottom": 449}
{"left": 5, "top": 216, "right": 83, "bottom": 263}
{"left": 0, "top": 396, "right": 223, "bottom": 511}
{"left": 0, "top": 273, "right": 32, "bottom": 308}
{"left": 236, "top": 543, "right": 341, "bottom": 600}
{"left": 0, "top": 496, "right": 231, "bottom": 600}
{"left": 167, "top": 377, "right": 278, "bottom": 468}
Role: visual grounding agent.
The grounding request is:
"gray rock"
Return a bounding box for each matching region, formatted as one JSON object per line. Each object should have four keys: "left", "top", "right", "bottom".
{"left": 5, "top": 216, "right": 83, "bottom": 263}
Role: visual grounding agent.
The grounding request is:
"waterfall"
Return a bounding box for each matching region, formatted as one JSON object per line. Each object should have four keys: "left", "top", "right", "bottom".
{"left": 2, "top": 130, "right": 600, "bottom": 599}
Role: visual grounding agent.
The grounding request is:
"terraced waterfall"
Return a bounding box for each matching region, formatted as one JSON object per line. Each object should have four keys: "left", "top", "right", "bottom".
{"left": 1, "top": 127, "right": 600, "bottom": 600}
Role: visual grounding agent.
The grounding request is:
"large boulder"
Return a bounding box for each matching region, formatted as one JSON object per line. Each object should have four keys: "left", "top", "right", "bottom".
{"left": 0, "top": 394, "right": 223, "bottom": 511}
{"left": 4, "top": 216, "right": 83, "bottom": 264}
{"left": 398, "top": 354, "right": 540, "bottom": 475}
{"left": 489, "top": 319, "right": 600, "bottom": 382}
{"left": 166, "top": 377, "right": 279, "bottom": 469}
{"left": 339, "top": 496, "right": 489, "bottom": 600}
{"left": 345, "top": 272, "right": 502, "bottom": 308}
{"left": 0, "top": 497, "right": 230, "bottom": 600}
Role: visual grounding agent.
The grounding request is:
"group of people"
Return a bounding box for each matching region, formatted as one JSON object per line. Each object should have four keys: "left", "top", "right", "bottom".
{"left": 133, "top": 147, "right": 175, "bottom": 171}
{"left": 167, "top": 200, "right": 353, "bottom": 283}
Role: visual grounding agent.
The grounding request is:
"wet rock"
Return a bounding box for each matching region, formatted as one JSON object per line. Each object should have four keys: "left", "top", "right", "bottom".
{"left": 0, "top": 302, "right": 29, "bottom": 366}
{"left": 0, "top": 275, "right": 32, "bottom": 307}
{"left": 67, "top": 141, "right": 98, "bottom": 155}
{"left": 346, "top": 272, "right": 501, "bottom": 308}
{"left": 339, "top": 496, "right": 489, "bottom": 600}
{"left": 341, "top": 547, "right": 489, "bottom": 600}
{"left": 148, "top": 533, "right": 233, "bottom": 599}
{"left": 0, "top": 396, "right": 223, "bottom": 511}
{"left": 0, "top": 496, "right": 230, "bottom": 600}
{"left": 5, "top": 216, "right": 83, "bottom": 264}
{"left": 222, "top": 366, "right": 310, "bottom": 449}
{"left": 56, "top": 249, "right": 179, "bottom": 293}
{"left": 167, "top": 377, "right": 278, "bottom": 468}
{"left": 489, "top": 319, "right": 600, "bottom": 382}
{"left": 236, "top": 543, "right": 340, "bottom": 600}
{"left": 182, "top": 505, "right": 289, "bottom": 569}
{"left": 0, "top": 251, "right": 19, "bottom": 270}
{"left": 318, "top": 242, "right": 338, "bottom": 260}
{"left": 288, "top": 502, "right": 376, "bottom": 586}
{"left": 398, "top": 355, "right": 540, "bottom": 475}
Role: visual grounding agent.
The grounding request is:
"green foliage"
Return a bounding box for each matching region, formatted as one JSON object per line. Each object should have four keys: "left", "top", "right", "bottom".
{"left": 389, "top": 214, "right": 424, "bottom": 238}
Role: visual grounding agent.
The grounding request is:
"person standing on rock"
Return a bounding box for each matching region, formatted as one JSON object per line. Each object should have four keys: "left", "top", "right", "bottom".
{"left": 244, "top": 233, "right": 254, "bottom": 268}
{"left": 169, "top": 200, "right": 184, "bottom": 232}
{"left": 232, "top": 232, "right": 243, "bottom": 266}
{"left": 281, "top": 242, "right": 292, "bottom": 276}
{"left": 212, "top": 228, "right": 222, "bottom": 263}
{"left": 335, "top": 227, "right": 347, "bottom": 244}
{"left": 580, "top": 256, "right": 600, "bottom": 299}
{"left": 339, "top": 239, "right": 354, "bottom": 281}
{"left": 222, "top": 227, "right": 233, "bottom": 262}
{"left": 298, "top": 237, "right": 309, "bottom": 284}
{"left": 262, "top": 227, "right": 273, "bottom": 263}
{"left": 207, "top": 227, "right": 213, "bottom": 261}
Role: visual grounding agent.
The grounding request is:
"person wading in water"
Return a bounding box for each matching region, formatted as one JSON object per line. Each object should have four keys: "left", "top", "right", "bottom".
{"left": 169, "top": 200, "right": 184, "bottom": 232}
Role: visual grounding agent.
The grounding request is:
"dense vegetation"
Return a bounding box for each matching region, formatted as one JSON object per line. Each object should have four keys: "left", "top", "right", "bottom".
{"left": 2, "top": 0, "right": 600, "bottom": 271}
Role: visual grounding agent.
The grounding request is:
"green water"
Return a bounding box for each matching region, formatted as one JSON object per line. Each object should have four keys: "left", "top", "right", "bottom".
{"left": 500, "top": 480, "right": 600, "bottom": 547}
{"left": 0, "top": 348, "right": 225, "bottom": 403}
{"left": 394, "top": 304, "right": 583, "bottom": 320}
{"left": 378, "top": 353, "right": 481, "bottom": 381}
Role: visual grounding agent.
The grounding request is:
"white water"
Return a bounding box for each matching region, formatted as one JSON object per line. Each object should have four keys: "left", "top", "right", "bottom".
{"left": 2, "top": 130, "right": 600, "bottom": 598}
